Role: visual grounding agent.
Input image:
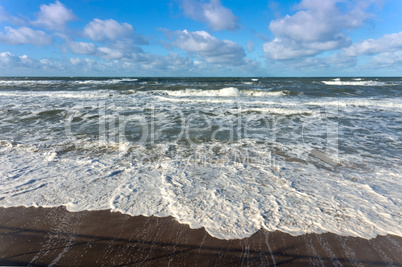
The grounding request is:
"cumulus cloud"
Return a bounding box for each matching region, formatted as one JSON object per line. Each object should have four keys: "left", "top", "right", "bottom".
{"left": 0, "top": 52, "right": 20, "bottom": 65}
{"left": 0, "top": 51, "right": 196, "bottom": 76}
{"left": 83, "top": 19, "right": 134, "bottom": 42}
{"left": 264, "top": 37, "right": 350, "bottom": 60}
{"left": 67, "top": 39, "right": 144, "bottom": 61}
{"left": 33, "top": 1, "right": 76, "bottom": 31}
{"left": 62, "top": 18, "right": 145, "bottom": 61}
{"left": 168, "top": 29, "right": 246, "bottom": 64}
{"left": 0, "top": 50, "right": 263, "bottom": 76}
{"left": 0, "top": 52, "right": 39, "bottom": 69}
{"left": 69, "top": 41, "right": 97, "bottom": 54}
{"left": 270, "top": 0, "right": 372, "bottom": 42}
{"left": 0, "top": 27, "right": 52, "bottom": 45}
{"left": 128, "top": 52, "right": 196, "bottom": 72}
{"left": 343, "top": 31, "right": 402, "bottom": 56}
{"left": 0, "top": 52, "right": 104, "bottom": 75}
{"left": 96, "top": 47, "right": 124, "bottom": 60}
{"left": 264, "top": 0, "right": 379, "bottom": 60}
{"left": 71, "top": 19, "right": 148, "bottom": 60}
{"left": 181, "top": 0, "right": 239, "bottom": 31}
{"left": 372, "top": 51, "right": 402, "bottom": 66}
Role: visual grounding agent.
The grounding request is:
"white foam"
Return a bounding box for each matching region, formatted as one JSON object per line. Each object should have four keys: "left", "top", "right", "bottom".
{"left": 0, "top": 78, "right": 138, "bottom": 87}
{"left": 0, "top": 80, "right": 64, "bottom": 86}
{"left": 227, "top": 107, "right": 314, "bottom": 115}
{"left": 73, "top": 78, "right": 138, "bottom": 85}
{"left": 305, "top": 99, "right": 402, "bottom": 109}
{"left": 1, "top": 78, "right": 401, "bottom": 240}
{"left": 119, "top": 78, "right": 138, "bottom": 82}
{"left": 164, "top": 88, "right": 285, "bottom": 98}
{"left": 166, "top": 87, "right": 241, "bottom": 97}
{"left": 322, "top": 80, "right": 387, "bottom": 86}
{"left": 0, "top": 90, "right": 112, "bottom": 99}
{"left": 154, "top": 96, "right": 237, "bottom": 104}
{"left": 242, "top": 90, "right": 285, "bottom": 97}
{"left": 0, "top": 137, "right": 401, "bottom": 240}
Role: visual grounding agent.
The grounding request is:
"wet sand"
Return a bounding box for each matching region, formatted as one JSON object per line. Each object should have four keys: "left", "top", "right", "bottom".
{"left": 0, "top": 206, "right": 401, "bottom": 266}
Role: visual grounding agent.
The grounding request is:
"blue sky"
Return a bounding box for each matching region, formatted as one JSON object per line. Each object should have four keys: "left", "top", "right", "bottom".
{"left": 0, "top": 0, "right": 401, "bottom": 76}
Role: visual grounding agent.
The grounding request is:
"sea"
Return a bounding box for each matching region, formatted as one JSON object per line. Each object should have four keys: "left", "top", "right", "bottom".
{"left": 0, "top": 77, "right": 401, "bottom": 239}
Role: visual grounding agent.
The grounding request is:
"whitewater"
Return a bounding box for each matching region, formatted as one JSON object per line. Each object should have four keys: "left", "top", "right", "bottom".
{"left": 0, "top": 77, "right": 401, "bottom": 240}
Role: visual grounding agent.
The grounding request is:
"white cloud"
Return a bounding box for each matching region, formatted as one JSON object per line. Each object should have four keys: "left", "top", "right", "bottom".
{"left": 0, "top": 50, "right": 264, "bottom": 76}
{"left": 69, "top": 57, "right": 81, "bottom": 65}
{"left": 372, "top": 51, "right": 402, "bottom": 66}
{"left": 96, "top": 47, "right": 124, "bottom": 60}
{"left": 69, "top": 41, "right": 97, "bottom": 54}
{"left": 293, "top": 53, "right": 357, "bottom": 70}
{"left": 181, "top": 0, "right": 239, "bottom": 31}
{"left": 0, "top": 52, "right": 19, "bottom": 65}
{"left": 68, "top": 58, "right": 102, "bottom": 73}
{"left": 344, "top": 32, "right": 402, "bottom": 56}
{"left": 270, "top": 0, "right": 375, "bottom": 42}
{"left": 67, "top": 39, "right": 144, "bottom": 61}
{"left": 246, "top": 41, "right": 255, "bottom": 52}
{"left": 0, "top": 27, "right": 52, "bottom": 45}
{"left": 75, "top": 19, "right": 145, "bottom": 61}
{"left": 264, "top": 52, "right": 358, "bottom": 76}
{"left": 0, "top": 52, "right": 97, "bottom": 75}
{"left": 33, "top": 1, "right": 76, "bottom": 31}
{"left": 0, "top": 6, "right": 25, "bottom": 25}
{"left": 0, "top": 52, "right": 39, "bottom": 68}
{"left": 169, "top": 30, "right": 246, "bottom": 64}
{"left": 264, "top": 37, "right": 349, "bottom": 60}
{"left": 83, "top": 19, "right": 134, "bottom": 42}
{"left": 127, "top": 52, "right": 196, "bottom": 72}
{"left": 264, "top": 0, "right": 379, "bottom": 60}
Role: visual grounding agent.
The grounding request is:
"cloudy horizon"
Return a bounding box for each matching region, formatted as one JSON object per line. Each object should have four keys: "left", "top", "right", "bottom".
{"left": 0, "top": 0, "right": 401, "bottom": 77}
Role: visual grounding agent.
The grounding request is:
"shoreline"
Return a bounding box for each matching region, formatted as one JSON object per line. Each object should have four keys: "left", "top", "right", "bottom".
{"left": 0, "top": 206, "right": 401, "bottom": 266}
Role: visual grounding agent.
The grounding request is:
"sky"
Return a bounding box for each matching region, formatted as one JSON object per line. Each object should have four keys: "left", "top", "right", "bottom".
{"left": 0, "top": 0, "right": 401, "bottom": 77}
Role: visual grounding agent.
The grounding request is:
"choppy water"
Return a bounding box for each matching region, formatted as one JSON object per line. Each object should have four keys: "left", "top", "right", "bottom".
{"left": 0, "top": 77, "right": 401, "bottom": 239}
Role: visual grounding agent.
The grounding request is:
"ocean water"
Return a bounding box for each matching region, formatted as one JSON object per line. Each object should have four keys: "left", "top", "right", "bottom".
{"left": 0, "top": 77, "right": 401, "bottom": 239}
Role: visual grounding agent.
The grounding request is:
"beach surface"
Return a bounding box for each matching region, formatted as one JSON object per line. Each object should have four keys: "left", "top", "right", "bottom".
{"left": 0, "top": 206, "right": 401, "bottom": 266}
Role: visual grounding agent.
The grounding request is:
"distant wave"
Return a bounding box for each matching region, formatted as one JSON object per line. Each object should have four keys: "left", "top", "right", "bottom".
{"left": 322, "top": 80, "right": 387, "bottom": 86}
{"left": 164, "top": 87, "right": 287, "bottom": 97}
{"left": 73, "top": 78, "right": 138, "bottom": 85}
{"left": 0, "top": 78, "right": 138, "bottom": 87}
{"left": 0, "top": 80, "right": 64, "bottom": 86}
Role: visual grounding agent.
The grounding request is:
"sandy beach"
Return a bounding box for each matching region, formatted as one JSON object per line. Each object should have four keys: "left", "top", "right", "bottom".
{"left": 0, "top": 206, "right": 401, "bottom": 266}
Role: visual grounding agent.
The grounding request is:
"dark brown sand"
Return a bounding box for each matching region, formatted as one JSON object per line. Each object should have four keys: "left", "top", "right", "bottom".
{"left": 0, "top": 207, "right": 401, "bottom": 266}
